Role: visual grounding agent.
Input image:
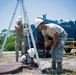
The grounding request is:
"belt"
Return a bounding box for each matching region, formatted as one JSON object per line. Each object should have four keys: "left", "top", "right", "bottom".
{"left": 60, "top": 31, "right": 65, "bottom": 36}
{"left": 60, "top": 31, "right": 67, "bottom": 36}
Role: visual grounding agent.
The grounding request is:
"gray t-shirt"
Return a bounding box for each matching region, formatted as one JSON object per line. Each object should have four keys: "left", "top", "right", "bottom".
{"left": 20, "top": 54, "right": 32, "bottom": 64}
{"left": 42, "top": 23, "right": 64, "bottom": 38}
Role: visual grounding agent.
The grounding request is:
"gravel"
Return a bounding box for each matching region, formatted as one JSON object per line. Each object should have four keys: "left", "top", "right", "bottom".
{"left": 0, "top": 52, "right": 76, "bottom": 75}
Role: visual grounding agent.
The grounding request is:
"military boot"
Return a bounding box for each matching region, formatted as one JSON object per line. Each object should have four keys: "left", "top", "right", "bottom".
{"left": 52, "top": 61, "right": 56, "bottom": 70}
{"left": 16, "top": 50, "right": 19, "bottom": 62}
{"left": 50, "top": 61, "right": 56, "bottom": 74}
{"left": 56, "top": 62, "right": 64, "bottom": 73}
{"left": 50, "top": 62, "right": 64, "bottom": 74}
{"left": 57, "top": 62, "right": 62, "bottom": 69}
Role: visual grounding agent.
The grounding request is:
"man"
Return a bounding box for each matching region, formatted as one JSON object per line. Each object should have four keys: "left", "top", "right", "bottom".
{"left": 34, "top": 18, "right": 68, "bottom": 73}
{"left": 20, "top": 48, "right": 38, "bottom": 68}
{"left": 44, "top": 35, "right": 53, "bottom": 58}
{"left": 15, "top": 16, "right": 25, "bottom": 62}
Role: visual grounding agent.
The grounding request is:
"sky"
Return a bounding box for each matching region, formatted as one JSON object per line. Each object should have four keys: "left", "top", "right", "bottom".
{"left": 0, "top": 0, "right": 76, "bottom": 32}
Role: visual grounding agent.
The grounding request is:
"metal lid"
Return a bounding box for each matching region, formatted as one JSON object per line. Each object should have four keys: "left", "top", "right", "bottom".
{"left": 0, "top": 62, "right": 22, "bottom": 74}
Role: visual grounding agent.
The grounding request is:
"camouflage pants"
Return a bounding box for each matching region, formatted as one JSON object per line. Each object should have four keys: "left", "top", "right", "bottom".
{"left": 15, "top": 36, "right": 25, "bottom": 62}
{"left": 52, "top": 31, "right": 67, "bottom": 62}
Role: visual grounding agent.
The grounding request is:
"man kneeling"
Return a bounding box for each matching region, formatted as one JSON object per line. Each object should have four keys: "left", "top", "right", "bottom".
{"left": 20, "top": 48, "right": 38, "bottom": 68}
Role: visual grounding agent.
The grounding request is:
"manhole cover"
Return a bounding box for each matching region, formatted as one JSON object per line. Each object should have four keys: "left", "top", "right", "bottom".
{"left": 0, "top": 62, "right": 22, "bottom": 74}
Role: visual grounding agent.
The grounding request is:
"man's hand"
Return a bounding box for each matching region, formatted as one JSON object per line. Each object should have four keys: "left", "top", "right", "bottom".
{"left": 45, "top": 40, "right": 53, "bottom": 48}
{"left": 23, "top": 28, "right": 29, "bottom": 34}
{"left": 15, "top": 25, "right": 20, "bottom": 29}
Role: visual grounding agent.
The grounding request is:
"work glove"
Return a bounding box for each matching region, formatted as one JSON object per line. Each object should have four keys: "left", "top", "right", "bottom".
{"left": 23, "top": 28, "right": 29, "bottom": 35}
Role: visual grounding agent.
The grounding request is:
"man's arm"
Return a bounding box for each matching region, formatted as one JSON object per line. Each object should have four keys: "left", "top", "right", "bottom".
{"left": 50, "top": 32, "right": 59, "bottom": 48}
{"left": 44, "top": 35, "right": 49, "bottom": 42}
{"left": 15, "top": 25, "right": 20, "bottom": 29}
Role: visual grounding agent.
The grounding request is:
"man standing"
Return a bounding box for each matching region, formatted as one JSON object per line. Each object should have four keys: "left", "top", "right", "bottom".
{"left": 34, "top": 18, "right": 68, "bottom": 73}
{"left": 15, "top": 16, "right": 25, "bottom": 62}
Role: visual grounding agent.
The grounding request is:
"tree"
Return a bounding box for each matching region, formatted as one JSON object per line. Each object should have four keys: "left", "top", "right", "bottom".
{"left": 1, "top": 29, "right": 7, "bottom": 36}
{"left": 9, "top": 30, "right": 16, "bottom": 36}
{"left": 0, "top": 29, "right": 16, "bottom": 51}
{"left": 4, "top": 35, "right": 15, "bottom": 51}
{"left": 0, "top": 33, "right": 3, "bottom": 36}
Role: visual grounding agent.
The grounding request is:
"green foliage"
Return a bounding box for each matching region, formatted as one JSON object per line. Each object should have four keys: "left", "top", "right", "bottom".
{"left": 0, "top": 36, "right": 5, "bottom": 44}
{"left": 0, "top": 29, "right": 16, "bottom": 51}
{"left": 4, "top": 35, "right": 15, "bottom": 51}
{"left": 1, "top": 29, "right": 7, "bottom": 36}
{"left": 0, "top": 45, "right": 2, "bottom": 49}
{"left": 4, "top": 42, "right": 15, "bottom": 51}
{"left": 0, "top": 36, "right": 5, "bottom": 49}
{"left": 1, "top": 29, "right": 7, "bottom": 33}
{"left": 9, "top": 30, "right": 16, "bottom": 36}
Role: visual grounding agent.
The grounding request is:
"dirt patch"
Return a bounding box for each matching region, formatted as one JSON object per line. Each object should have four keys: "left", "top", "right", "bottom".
{"left": 0, "top": 53, "right": 76, "bottom": 75}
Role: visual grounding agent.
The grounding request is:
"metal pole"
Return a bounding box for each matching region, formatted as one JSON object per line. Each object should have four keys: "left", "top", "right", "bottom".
{"left": 21, "top": 0, "right": 42, "bottom": 70}
{"left": 21, "top": 0, "right": 31, "bottom": 49}
{"left": 0, "top": 0, "right": 19, "bottom": 57}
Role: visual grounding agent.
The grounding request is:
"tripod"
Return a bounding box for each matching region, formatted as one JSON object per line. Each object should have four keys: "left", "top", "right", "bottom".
{"left": 0, "top": 0, "right": 41, "bottom": 70}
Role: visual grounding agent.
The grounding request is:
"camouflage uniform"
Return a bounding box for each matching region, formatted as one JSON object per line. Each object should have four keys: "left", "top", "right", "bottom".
{"left": 50, "top": 31, "right": 68, "bottom": 73}
{"left": 42, "top": 23, "right": 68, "bottom": 71}
{"left": 15, "top": 23, "right": 25, "bottom": 62}
{"left": 52, "top": 31, "right": 67, "bottom": 68}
